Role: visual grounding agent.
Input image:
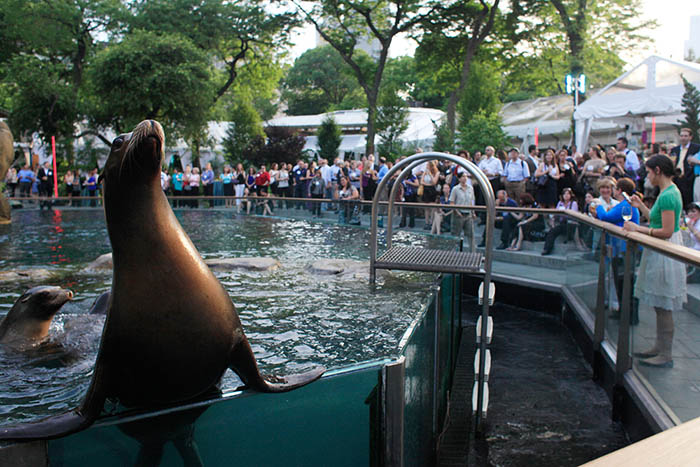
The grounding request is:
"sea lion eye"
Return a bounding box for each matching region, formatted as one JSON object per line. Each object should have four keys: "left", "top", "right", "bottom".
{"left": 112, "top": 137, "right": 123, "bottom": 148}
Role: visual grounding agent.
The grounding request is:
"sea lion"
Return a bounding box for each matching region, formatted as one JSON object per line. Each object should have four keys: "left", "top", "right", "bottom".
{"left": 0, "top": 120, "right": 324, "bottom": 441}
{"left": 0, "top": 121, "right": 13, "bottom": 224}
{"left": 0, "top": 286, "right": 73, "bottom": 351}
{"left": 87, "top": 291, "right": 110, "bottom": 315}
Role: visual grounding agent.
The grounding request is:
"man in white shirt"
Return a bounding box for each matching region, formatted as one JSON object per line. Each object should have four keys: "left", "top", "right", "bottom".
{"left": 616, "top": 137, "right": 640, "bottom": 174}
{"left": 478, "top": 145, "right": 503, "bottom": 190}
{"left": 450, "top": 172, "right": 475, "bottom": 239}
{"left": 503, "top": 148, "right": 530, "bottom": 203}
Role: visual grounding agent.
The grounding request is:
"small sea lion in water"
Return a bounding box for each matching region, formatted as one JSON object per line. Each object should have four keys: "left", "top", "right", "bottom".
{"left": 0, "top": 120, "right": 324, "bottom": 442}
{"left": 0, "top": 286, "right": 73, "bottom": 351}
{"left": 87, "top": 291, "right": 110, "bottom": 315}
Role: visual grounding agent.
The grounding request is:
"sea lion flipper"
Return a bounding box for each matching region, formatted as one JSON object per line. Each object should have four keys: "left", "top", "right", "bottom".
{"left": 258, "top": 366, "right": 326, "bottom": 392}
{"left": 228, "top": 340, "right": 325, "bottom": 393}
{"left": 0, "top": 409, "right": 93, "bottom": 441}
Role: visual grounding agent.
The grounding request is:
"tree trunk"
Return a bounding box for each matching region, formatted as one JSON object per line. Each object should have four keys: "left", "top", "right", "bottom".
{"left": 446, "top": 43, "right": 477, "bottom": 143}
{"left": 366, "top": 94, "right": 377, "bottom": 157}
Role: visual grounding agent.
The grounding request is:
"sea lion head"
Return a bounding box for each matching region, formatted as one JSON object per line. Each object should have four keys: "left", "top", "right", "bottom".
{"left": 0, "top": 286, "right": 73, "bottom": 349}
{"left": 101, "top": 120, "right": 165, "bottom": 189}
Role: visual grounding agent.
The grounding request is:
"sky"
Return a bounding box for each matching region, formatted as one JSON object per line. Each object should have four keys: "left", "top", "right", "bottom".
{"left": 288, "top": 0, "right": 700, "bottom": 68}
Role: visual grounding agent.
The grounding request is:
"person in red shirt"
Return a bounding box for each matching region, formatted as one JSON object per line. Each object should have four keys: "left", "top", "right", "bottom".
{"left": 255, "top": 165, "right": 270, "bottom": 196}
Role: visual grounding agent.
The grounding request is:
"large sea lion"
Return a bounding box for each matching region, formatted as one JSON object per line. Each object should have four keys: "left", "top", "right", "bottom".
{"left": 0, "top": 120, "right": 324, "bottom": 441}
{"left": 0, "top": 286, "right": 73, "bottom": 351}
{"left": 0, "top": 121, "right": 13, "bottom": 224}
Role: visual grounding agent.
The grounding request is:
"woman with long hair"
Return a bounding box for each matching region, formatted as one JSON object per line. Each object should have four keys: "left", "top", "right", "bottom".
{"left": 234, "top": 163, "right": 246, "bottom": 213}
{"left": 420, "top": 160, "right": 439, "bottom": 229}
{"left": 336, "top": 175, "right": 360, "bottom": 224}
{"left": 64, "top": 170, "right": 74, "bottom": 206}
{"left": 623, "top": 155, "right": 687, "bottom": 367}
{"left": 221, "top": 165, "right": 234, "bottom": 208}
{"left": 534, "top": 149, "right": 560, "bottom": 208}
{"left": 189, "top": 167, "right": 201, "bottom": 208}
{"left": 182, "top": 165, "right": 192, "bottom": 208}
{"left": 556, "top": 149, "right": 577, "bottom": 195}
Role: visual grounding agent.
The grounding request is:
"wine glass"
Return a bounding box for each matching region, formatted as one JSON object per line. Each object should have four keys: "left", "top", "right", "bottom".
{"left": 621, "top": 205, "right": 632, "bottom": 222}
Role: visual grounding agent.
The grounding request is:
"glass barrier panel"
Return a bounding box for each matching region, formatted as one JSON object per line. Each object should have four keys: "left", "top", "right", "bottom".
{"left": 438, "top": 275, "right": 455, "bottom": 428}
{"left": 400, "top": 294, "right": 437, "bottom": 467}
{"left": 47, "top": 363, "right": 384, "bottom": 467}
{"left": 631, "top": 242, "right": 700, "bottom": 424}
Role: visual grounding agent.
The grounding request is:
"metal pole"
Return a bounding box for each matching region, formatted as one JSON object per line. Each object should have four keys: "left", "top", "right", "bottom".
{"left": 433, "top": 285, "right": 441, "bottom": 435}
{"left": 383, "top": 357, "right": 406, "bottom": 467}
{"left": 616, "top": 242, "right": 636, "bottom": 383}
{"left": 592, "top": 234, "right": 608, "bottom": 380}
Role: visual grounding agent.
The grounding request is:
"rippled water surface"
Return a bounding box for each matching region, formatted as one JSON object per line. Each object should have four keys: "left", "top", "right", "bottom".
{"left": 0, "top": 209, "right": 452, "bottom": 423}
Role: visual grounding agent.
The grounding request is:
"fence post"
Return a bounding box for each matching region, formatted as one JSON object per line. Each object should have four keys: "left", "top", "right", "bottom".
{"left": 613, "top": 241, "right": 636, "bottom": 420}
{"left": 592, "top": 235, "right": 608, "bottom": 381}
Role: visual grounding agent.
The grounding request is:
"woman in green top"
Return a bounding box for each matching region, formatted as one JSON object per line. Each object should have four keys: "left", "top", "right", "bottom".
{"left": 623, "top": 155, "right": 687, "bottom": 368}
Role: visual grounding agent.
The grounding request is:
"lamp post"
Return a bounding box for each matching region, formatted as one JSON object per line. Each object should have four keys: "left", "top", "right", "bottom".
{"left": 566, "top": 73, "right": 586, "bottom": 148}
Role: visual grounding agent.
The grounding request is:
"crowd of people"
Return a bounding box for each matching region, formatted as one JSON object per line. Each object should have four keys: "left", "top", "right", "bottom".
{"left": 3, "top": 128, "right": 699, "bottom": 369}
{"left": 4, "top": 164, "right": 100, "bottom": 208}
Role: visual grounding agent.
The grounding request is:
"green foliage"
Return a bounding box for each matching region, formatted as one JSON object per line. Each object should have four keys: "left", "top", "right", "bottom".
{"left": 130, "top": 0, "right": 297, "bottom": 104}
{"left": 222, "top": 99, "right": 265, "bottom": 164}
{"left": 6, "top": 56, "right": 79, "bottom": 139}
{"left": 317, "top": 115, "right": 342, "bottom": 161}
{"left": 75, "top": 138, "right": 109, "bottom": 171}
{"left": 282, "top": 46, "right": 360, "bottom": 115}
{"left": 458, "top": 110, "right": 508, "bottom": 154}
{"left": 297, "top": 0, "right": 430, "bottom": 156}
{"left": 86, "top": 30, "right": 215, "bottom": 140}
{"left": 680, "top": 75, "right": 700, "bottom": 142}
{"left": 376, "top": 87, "right": 409, "bottom": 160}
{"left": 432, "top": 119, "right": 454, "bottom": 153}
{"left": 244, "top": 126, "right": 306, "bottom": 167}
{"left": 458, "top": 60, "right": 502, "bottom": 128}
{"left": 500, "top": 0, "right": 653, "bottom": 98}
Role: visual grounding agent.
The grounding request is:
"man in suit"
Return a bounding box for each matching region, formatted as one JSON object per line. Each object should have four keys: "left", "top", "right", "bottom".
{"left": 670, "top": 127, "right": 700, "bottom": 206}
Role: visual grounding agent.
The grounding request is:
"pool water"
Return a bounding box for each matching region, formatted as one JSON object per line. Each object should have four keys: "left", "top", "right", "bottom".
{"left": 0, "top": 210, "right": 449, "bottom": 424}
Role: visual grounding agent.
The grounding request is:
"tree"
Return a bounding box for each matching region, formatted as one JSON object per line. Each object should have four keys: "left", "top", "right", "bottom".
{"left": 680, "top": 75, "right": 700, "bottom": 142}
{"left": 432, "top": 119, "right": 454, "bottom": 153}
{"left": 222, "top": 99, "right": 266, "bottom": 164}
{"left": 244, "top": 127, "right": 306, "bottom": 167}
{"left": 542, "top": 0, "right": 654, "bottom": 88}
{"left": 417, "top": 0, "right": 499, "bottom": 142}
{"left": 457, "top": 59, "right": 502, "bottom": 128}
{"left": 317, "top": 115, "right": 342, "bottom": 161}
{"left": 85, "top": 30, "right": 215, "bottom": 141}
{"left": 376, "top": 87, "right": 409, "bottom": 160}
{"left": 282, "top": 46, "right": 360, "bottom": 115}
{"left": 130, "top": 0, "right": 298, "bottom": 105}
{"left": 0, "top": 0, "right": 125, "bottom": 142}
{"left": 458, "top": 110, "right": 508, "bottom": 154}
{"left": 292, "top": 0, "right": 436, "bottom": 156}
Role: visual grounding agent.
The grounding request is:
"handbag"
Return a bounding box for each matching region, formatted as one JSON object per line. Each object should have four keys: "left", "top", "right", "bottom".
{"left": 417, "top": 185, "right": 424, "bottom": 197}
{"left": 536, "top": 175, "right": 548, "bottom": 186}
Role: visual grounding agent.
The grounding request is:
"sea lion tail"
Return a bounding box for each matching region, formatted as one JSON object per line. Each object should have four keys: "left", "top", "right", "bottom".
{"left": 0, "top": 410, "right": 94, "bottom": 441}
{"left": 229, "top": 340, "right": 325, "bottom": 393}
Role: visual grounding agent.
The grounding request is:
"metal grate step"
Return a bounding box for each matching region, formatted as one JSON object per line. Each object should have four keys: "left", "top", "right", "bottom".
{"left": 374, "top": 246, "right": 484, "bottom": 275}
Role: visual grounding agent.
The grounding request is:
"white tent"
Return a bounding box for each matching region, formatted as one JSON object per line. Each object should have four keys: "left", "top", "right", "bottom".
{"left": 501, "top": 94, "right": 626, "bottom": 151}
{"left": 266, "top": 108, "right": 445, "bottom": 158}
{"left": 574, "top": 55, "right": 700, "bottom": 151}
